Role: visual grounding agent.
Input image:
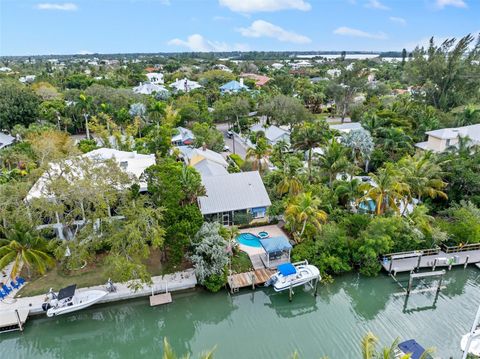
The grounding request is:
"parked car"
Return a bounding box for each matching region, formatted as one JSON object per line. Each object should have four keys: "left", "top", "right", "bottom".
{"left": 223, "top": 145, "right": 230, "bottom": 152}
{"left": 226, "top": 130, "right": 233, "bottom": 139}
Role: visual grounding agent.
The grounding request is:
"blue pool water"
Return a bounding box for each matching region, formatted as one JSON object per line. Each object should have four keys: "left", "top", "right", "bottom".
{"left": 236, "top": 233, "right": 262, "bottom": 248}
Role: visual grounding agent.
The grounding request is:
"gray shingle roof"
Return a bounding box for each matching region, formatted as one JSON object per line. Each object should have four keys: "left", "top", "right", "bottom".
{"left": 198, "top": 171, "right": 271, "bottom": 215}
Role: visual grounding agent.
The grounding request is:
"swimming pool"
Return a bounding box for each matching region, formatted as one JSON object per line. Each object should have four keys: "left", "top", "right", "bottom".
{"left": 236, "top": 233, "right": 263, "bottom": 248}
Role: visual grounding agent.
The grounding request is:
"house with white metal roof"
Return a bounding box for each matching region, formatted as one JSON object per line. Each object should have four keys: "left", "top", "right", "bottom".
{"left": 145, "top": 72, "right": 164, "bottom": 85}
{"left": 415, "top": 124, "right": 480, "bottom": 152}
{"left": 133, "top": 82, "right": 169, "bottom": 95}
{"left": 0, "top": 132, "right": 15, "bottom": 150}
{"left": 250, "top": 123, "right": 291, "bottom": 145}
{"left": 169, "top": 78, "right": 202, "bottom": 93}
{"left": 329, "top": 122, "right": 364, "bottom": 134}
{"left": 26, "top": 148, "right": 155, "bottom": 201}
{"left": 198, "top": 171, "right": 271, "bottom": 226}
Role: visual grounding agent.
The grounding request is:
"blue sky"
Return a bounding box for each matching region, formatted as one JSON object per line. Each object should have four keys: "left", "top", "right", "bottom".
{"left": 1, "top": 0, "right": 478, "bottom": 56}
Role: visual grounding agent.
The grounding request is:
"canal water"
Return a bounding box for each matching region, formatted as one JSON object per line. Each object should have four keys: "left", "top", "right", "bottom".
{"left": 2, "top": 268, "right": 479, "bottom": 358}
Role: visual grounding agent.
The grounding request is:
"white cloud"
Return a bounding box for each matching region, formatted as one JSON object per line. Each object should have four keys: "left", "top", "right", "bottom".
{"left": 167, "top": 34, "right": 248, "bottom": 52}
{"left": 77, "top": 50, "right": 94, "bottom": 55}
{"left": 435, "top": 0, "right": 467, "bottom": 9}
{"left": 333, "top": 26, "right": 388, "bottom": 40}
{"left": 238, "top": 20, "right": 311, "bottom": 44}
{"left": 219, "top": 0, "right": 311, "bottom": 13}
{"left": 389, "top": 16, "right": 406, "bottom": 25}
{"left": 36, "top": 3, "right": 78, "bottom": 11}
{"left": 365, "top": 0, "right": 389, "bottom": 10}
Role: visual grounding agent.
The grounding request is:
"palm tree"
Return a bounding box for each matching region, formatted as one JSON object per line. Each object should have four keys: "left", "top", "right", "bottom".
{"left": 341, "top": 129, "right": 374, "bottom": 172}
{"left": 276, "top": 156, "right": 303, "bottom": 197}
{"left": 359, "top": 164, "right": 410, "bottom": 215}
{"left": 180, "top": 167, "right": 206, "bottom": 206}
{"left": 0, "top": 223, "right": 55, "bottom": 279}
{"left": 291, "top": 121, "right": 328, "bottom": 179}
{"left": 360, "top": 332, "right": 434, "bottom": 359}
{"left": 318, "top": 138, "right": 351, "bottom": 186}
{"left": 285, "top": 192, "right": 327, "bottom": 241}
{"left": 398, "top": 153, "right": 447, "bottom": 203}
{"left": 334, "top": 178, "right": 362, "bottom": 209}
{"left": 77, "top": 93, "right": 94, "bottom": 140}
{"left": 246, "top": 137, "right": 271, "bottom": 173}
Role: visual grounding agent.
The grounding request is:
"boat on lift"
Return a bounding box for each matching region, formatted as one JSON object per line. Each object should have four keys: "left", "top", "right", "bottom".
{"left": 42, "top": 284, "right": 108, "bottom": 317}
{"left": 265, "top": 261, "right": 320, "bottom": 292}
{"left": 395, "top": 339, "right": 434, "bottom": 359}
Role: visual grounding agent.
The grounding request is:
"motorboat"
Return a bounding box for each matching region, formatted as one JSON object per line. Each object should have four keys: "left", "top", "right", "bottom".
{"left": 265, "top": 261, "right": 320, "bottom": 292}
{"left": 395, "top": 339, "right": 434, "bottom": 359}
{"left": 42, "top": 284, "right": 108, "bottom": 317}
{"left": 461, "top": 329, "right": 480, "bottom": 356}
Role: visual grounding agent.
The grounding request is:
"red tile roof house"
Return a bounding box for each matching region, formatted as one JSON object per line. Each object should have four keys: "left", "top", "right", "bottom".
{"left": 240, "top": 73, "right": 271, "bottom": 87}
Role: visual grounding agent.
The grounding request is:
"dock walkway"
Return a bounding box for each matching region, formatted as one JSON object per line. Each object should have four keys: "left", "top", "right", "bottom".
{"left": 227, "top": 268, "right": 275, "bottom": 293}
{"left": 382, "top": 245, "right": 480, "bottom": 274}
{"left": 0, "top": 269, "right": 197, "bottom": 332}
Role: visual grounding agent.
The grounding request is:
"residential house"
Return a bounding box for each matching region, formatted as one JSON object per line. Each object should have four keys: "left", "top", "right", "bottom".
{"left": 329, "top": 122, "right": 364, "bottom": 134}
{"left": 291, "top": 60, "right": 311, "bottom": 70}
{"left": 327, "top": 69, "right": 341, "bottom": 78}
{"left": 169, "top": 78, "right": 202, "bottom": 93}
{"left": 415, "top": 124, "right": 480, "bottom": 152}
{"left": 171, "top": 127, "right": 194, "bottom": 146}
{"left": 198, "top": 171, "right": 271, "bottom": 226}
{"left": 19, "top": 75, "right": 35, "bottom": 84}
{"left": 146, "top": 72, "right": 164, "bottom": 84}
{"left": 240, "top": 73, "right": 271, "bottom": 87}
{"left": 213, "top": 64, "right": 233, "bottom": 73}
{"left": 0, "top": 132, "right": 15, "bottom": 150}
{"left": 180, "top": 145, "right": 271, "bottom": 225}
{"left": 250, "top": 123, "right": 291, "bottom": 146}
{"left": 270, "top": 63, "right": 284, "bottom": 70}
{"left": 26, "top": 148, "right": 155, "bottom": 201}
{"left": 133, "top": 82, "right": 169, "bottom": 95}
{"left": 219, "top": 79, "right": 249, "bottom": 94}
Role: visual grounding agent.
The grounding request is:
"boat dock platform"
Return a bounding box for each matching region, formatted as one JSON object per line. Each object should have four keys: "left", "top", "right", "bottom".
{"left": 0, "top": 269, "right": 196, "bottom": 333}
{"left": 227, "top": 268, "right": 275, "bottom": 293}
{"left": 382, "top": 244, "right": 480, "bottom": 274}
{"left": 0, "top": 308, "right": 29, "bottom": 333}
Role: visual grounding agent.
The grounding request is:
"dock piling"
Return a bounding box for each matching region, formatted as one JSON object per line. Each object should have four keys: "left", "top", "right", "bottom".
{"left": 465, "top": 256, "right": 470, "bottom": 269}
{"left": 432, "top": 258, "right": 437, "bottom": 271}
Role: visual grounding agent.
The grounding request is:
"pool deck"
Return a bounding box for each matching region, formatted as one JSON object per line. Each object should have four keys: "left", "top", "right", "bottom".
{"left": 238, "top": 225, "right": 290, "bottom": 257}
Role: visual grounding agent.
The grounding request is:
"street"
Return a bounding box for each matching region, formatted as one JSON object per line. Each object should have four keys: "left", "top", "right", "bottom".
{"left": 216, "top": 123, "right": 248, "bottom": 159}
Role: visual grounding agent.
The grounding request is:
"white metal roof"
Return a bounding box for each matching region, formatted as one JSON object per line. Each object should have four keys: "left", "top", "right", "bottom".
{"left": 426, "top": 124, "right": 480, "bottom": 140}
{"left": 26, "top": 148, "right": 155, "bottom": 200}
{"left": 250, "top": 124, "right": 290, "bottom": 143}
{"left": 0, "top": 132, "right": 15, "bottom": 149}
{"left": 198, "top": 171, "right": 271, "bottom": 215}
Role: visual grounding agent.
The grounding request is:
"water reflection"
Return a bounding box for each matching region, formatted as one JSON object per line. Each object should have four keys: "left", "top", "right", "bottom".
{"left": 264, "top": 288, "right": 318, "bottom": 318}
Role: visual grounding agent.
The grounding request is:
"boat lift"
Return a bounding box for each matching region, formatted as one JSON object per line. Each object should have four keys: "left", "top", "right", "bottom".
{"left": 461, "top": 304, "right": 480, "bottom": 359}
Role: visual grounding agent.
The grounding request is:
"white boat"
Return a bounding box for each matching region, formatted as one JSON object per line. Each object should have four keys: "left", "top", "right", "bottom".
{"left": 42, "top": 285, "right": 108, "bottom": 317}
{"left": 265, "top": 261, "right": 320, "bottom": 292}
{"left": 461, "top": 330, "right": 480, "bottom": 356}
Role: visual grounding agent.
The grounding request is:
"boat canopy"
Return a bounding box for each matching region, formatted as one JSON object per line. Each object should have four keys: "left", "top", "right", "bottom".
{"left": 398, "top": 340, "right": 431, "bottom": 359}
{"left": 278, "top": 263, "right": 297, "bottom": 276}
{"left": 58, "top": 284, "right": 77, "bottom": 300}
{"left": 259, "top": 236, "right": 292, "bottom": 254}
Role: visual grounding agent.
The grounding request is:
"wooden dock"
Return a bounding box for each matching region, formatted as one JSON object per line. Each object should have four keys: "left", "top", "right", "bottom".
{"left": 227, "top": 268, "right": 275, "bottom": 293}
{"left": 149, "top": 293, "right": 172, "bottom": 306}
{"left": 382, "top": 244, "right": 480, "bottom": 274}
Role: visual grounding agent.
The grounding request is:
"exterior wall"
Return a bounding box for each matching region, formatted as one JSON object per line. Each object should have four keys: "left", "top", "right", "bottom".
{"left": 427, "top": 136, "right": 448, "bottom": 152}
{"left": 203, "top": 207, "right": 269, "bottom": 226}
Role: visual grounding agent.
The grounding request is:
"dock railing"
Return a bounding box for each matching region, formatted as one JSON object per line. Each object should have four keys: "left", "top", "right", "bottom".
{"left": 383, "top": 247, "right": 441, "bottom": 259}
{"left": 442, "top": 243, "right": 480, "bottom": 253}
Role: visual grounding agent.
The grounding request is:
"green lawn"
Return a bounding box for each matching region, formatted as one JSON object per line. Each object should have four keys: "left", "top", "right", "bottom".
{"left": 230, "top": 251, "right": 253, "bottom": 274}
{"left": 16, "top": 248, "right": 178, "bottom": 298}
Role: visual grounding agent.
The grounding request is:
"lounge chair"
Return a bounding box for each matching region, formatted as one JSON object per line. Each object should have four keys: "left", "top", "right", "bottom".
{"left": 16, "top": 277, "right": 25, "bottom": 285}
{"left": 10, "top": 280, "right": 21, "bottom": 289}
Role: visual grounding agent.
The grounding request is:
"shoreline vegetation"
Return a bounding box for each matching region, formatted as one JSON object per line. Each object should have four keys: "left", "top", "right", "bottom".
{"left": 0, "top": 34, "right": 479, "bottom": 308}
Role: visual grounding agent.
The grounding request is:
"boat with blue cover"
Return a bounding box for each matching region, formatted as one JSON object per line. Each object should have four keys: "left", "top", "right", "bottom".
{"left": 265, "top": 261, "right": 320, "bottom": 292}
{"left": 396, "top": 339, "right": 434, "bottom": 359}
